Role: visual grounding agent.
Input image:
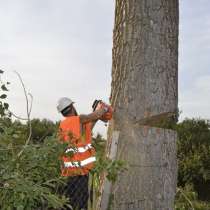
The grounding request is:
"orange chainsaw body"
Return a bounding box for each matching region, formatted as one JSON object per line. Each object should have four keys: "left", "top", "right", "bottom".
{"left": 92, "top": 100, "right": 113, "bottom": 122}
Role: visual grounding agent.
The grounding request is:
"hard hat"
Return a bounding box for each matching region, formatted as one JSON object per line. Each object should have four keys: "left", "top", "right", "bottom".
{"left": 57, "top": 97, "right": 74, "bottom": 112}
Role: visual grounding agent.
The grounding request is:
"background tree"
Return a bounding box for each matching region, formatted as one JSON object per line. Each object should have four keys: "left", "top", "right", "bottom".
{"left": 30, "top": 119, "right": 57, "bottom": 143}
{"left": 176, "top": 119, "right": 210, "bottom": 201}
{"left": 99, "top": 0, "right": 179, "bottom": 210}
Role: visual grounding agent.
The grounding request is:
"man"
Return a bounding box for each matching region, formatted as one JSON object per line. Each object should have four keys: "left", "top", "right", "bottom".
{"left": 57, "top": 97, "right": 112, "bottom": 210}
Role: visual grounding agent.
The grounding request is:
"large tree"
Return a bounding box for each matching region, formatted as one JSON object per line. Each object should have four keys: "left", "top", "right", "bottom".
{"left": 99, "top": 0, "right": 179, "bottom": 210}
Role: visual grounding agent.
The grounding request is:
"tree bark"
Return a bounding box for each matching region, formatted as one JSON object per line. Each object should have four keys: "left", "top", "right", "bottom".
{"left": 99, "top": 0, "right": 179, "bottom": 210}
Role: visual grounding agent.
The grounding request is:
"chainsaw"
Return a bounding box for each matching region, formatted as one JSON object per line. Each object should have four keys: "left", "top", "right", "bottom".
{"left": 92, "top": 99, "right": 113, "bottom": 123}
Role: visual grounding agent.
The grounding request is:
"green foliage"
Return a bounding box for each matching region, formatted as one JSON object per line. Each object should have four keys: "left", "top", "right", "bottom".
{"left": 0, "top": 71, "right": 10, "bottom": 117}
{"left": 0, "top": 118, "right": 57, "bottom": 147}
{"left": 176, "top": 118, "right": 210, "bottom": 200}
{"left": 30, "top": 119, "right": 58, "bottom": 143}
{"left": 0, "top": 131, "right": 69, "bottom": 209}
{"left": 175, "top": 185, "right": 210, "bottom": 210}
{"left": 0, "top": 119, "right": 28, "bottom": 149}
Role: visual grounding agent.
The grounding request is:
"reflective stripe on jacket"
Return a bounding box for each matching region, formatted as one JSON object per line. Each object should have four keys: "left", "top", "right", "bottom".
{"left": 59, "top": 116, "right": 96, "bottom": 176}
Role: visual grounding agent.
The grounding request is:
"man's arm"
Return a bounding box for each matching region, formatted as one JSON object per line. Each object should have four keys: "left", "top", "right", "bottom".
{"left": 79, "top": 108, "right": 107, "bottom": 125}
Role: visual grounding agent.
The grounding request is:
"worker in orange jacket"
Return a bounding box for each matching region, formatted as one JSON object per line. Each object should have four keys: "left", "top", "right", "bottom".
{"left": 57, "top": 97, "right": 112, "bottom": 210}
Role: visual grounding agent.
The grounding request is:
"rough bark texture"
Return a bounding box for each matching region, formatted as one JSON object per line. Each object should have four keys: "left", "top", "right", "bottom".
{"left": 98, "top": 0, "right": 179, "bottom": 210}
{"left": 111, "top": 0, "right": 178, "bottom": 123}
{"left": 109, "top": 127, "right": 177, "bottom": 210}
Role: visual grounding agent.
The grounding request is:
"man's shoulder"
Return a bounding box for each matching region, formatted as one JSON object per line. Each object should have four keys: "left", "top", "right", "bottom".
{"left": 60, "top": 116, "right": 80, "bottom": 127}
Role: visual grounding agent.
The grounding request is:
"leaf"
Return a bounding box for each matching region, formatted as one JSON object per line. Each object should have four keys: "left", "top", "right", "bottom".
{"left": 1, "top": 84, "right": 8, "bottom": 91}
{"left": 17, "top": 205, "right": 24, "bottom": 210}
{"left": 0, "top": 69, "right": 4, "bottom": 74}
{"left": 12, "top": 134, "right": 19, "bottom": 138}
{"left": 0, "top": 94, "right": 7, "bottom": 99}
{"left": 3, "top": 103, "right": 9, "bottom": 109}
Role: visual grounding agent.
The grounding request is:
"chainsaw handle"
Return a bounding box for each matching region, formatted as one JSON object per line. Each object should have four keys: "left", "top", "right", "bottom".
{"left": 92, "top": 99, "right": 113, "bottom": 122}
{"left": 92, "top": 100, "right": 102, "bottom": 111}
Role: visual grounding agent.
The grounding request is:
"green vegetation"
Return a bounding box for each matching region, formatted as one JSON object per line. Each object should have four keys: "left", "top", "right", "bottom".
{"left": 0, "top": 134, "right": 68, "bottom": 210}
{"left": 175, "top": 185, "right": 210, "bottom": 210}
{"left": 175, "top": 118, "right": 210, "bottom": 209}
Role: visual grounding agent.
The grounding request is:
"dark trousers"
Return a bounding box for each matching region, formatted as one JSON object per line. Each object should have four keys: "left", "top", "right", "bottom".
{"left": 64, "top": 175, "right": 89, "bottom": 210}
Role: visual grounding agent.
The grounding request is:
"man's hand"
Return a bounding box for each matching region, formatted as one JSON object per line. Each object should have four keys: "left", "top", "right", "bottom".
{"left": 79, "top": 108, "right": 107, "bottom": 125}
{"left": 80, "top": 100, "right": 113, "bottom": 127}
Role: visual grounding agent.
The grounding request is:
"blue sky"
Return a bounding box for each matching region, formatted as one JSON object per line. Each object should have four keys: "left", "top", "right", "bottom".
{"left": 0, "top": 0, "right": 210, "bottom": 136}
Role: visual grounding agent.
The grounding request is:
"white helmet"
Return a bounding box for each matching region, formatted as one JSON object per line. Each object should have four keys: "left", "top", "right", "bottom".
{"left": 57, "top": 97, "right": 74, "bottom": 113}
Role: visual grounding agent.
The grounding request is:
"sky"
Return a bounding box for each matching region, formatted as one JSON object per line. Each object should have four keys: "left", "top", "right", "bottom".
{"left": 0, "top": 0, "right": 210, "bottom": 136}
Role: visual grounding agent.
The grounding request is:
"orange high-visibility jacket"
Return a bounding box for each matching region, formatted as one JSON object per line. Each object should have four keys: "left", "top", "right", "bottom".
{"left": 59, "top": 116, "right": 96, "bottom": 176}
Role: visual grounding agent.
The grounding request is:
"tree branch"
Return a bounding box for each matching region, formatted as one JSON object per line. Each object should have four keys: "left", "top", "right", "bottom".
{"left": 8, "top": 110, "right": 28, "bottom": 120}
{"left": 177, "top": 188, "right": 195, "bottom": 210}
{"left": 13, "top": 71, "right": 33, "bottom": 157}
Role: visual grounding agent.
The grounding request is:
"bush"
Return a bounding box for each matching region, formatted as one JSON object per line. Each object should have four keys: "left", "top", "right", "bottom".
{"left": 176, "top": 119, "right": 210, "bottom": 201}
{"left": 0, "top": 131, "right": 69, "bottom": 209}
{"left": 175, "top": 185, "right": 210, "bottom": 210}
{"left": 30, "top": 119, "right": 58, "bottom": 143}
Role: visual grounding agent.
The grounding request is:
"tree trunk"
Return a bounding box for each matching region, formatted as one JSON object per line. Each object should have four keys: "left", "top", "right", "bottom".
{"left": 98, "top": 0, "right": 179, "bottom": 210}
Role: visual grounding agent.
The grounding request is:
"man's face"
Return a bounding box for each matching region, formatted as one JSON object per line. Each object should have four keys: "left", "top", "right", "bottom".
{"left": 68, "top": 105, "right": 77, "bottom": 116}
